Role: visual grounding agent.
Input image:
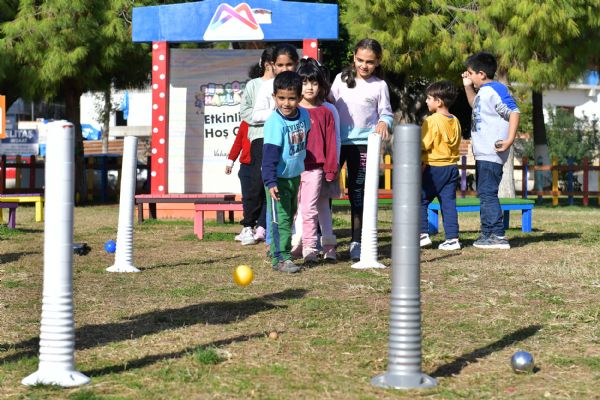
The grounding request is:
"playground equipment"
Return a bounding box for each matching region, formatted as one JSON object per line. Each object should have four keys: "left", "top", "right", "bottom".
{"left": 372, "top": 124, "right": 436, "bottom": 390}
{"left": 107, "top": 136, "right": 140, "bottom": 273}
{"left": 352, "top": 133, "right": 386, "bottom": 269}
{"left": 22, "top": 121, "right": 90, "bottom": 387}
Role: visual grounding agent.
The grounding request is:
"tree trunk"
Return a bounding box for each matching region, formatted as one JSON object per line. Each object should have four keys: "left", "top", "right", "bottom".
{"left": 497, "top": 70, "right": 516, "bottom": 198}
{"left": 532, "top": 90, "right": 551, "bottom": 189}
{"left": 64, "top": 81, "right": 85, "bottom": 204}
{"left": 102, "top": 88, "right": 111, "bottom": 153}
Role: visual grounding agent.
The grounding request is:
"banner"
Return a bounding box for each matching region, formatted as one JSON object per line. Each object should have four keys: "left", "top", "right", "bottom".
{"left": 168, "top": 49, "right": 262, "bottom": 193}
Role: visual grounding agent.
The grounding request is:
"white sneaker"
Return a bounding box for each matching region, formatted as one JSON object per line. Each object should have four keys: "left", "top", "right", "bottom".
{"left": 234, "top": 227, "right": 245, "bottom": 242}
{"left": 254, "top": 226, "right": 266, "bottom": 242}
{"left": 240, "top": 227, "right": 256, "bottom": 245}
{"left": 438, "top": 238, "right": 461, "bottom": 251}
{"left": 349, "top": 241, "right": 361, "bottom": 261}
{"left": 420, "top": 234, "right": 432, "bottom": 247}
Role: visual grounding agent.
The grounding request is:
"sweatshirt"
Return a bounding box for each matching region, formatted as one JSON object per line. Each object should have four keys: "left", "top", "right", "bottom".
{"left": 240, "top": 77, "right": 270, "bottom": 142}
{"left": 330, "top": 73, "right": 393, "bottom": 145}
{"left": 226, "top": 121, "right": 251, "bottom": 167}
{"left": 471, "top": 81, "right": 520, "bottom": 164}
{"left": 421, "top": 113, "right": 461, "bottom": 166}
{"left": 304, "top": 105, "right": 338, "bottom": 180}
{"left": 262, "top": 108, "right": 311, "bottom": 188}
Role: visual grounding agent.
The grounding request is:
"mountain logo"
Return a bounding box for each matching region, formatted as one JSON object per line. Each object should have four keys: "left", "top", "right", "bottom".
{"left": 203, "top": 3, "right": 271, "bottom": 41}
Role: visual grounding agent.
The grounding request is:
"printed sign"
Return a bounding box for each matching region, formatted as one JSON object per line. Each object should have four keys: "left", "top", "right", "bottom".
{"left": 168, "top": 49, "right": 262, "bottom": 193}
{"left": 203, "top": 3, "right": 271, "bottom": 41}
{"left": 0, "top": 128, "right": 39, "bottom": 156}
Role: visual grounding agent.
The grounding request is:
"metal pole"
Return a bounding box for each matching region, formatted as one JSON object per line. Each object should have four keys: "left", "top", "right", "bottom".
{"left": 22, "top": 121, "right": 90, "bottom": 387}
{"left": 371, "top": 124, "right": 436, "bottom": 389}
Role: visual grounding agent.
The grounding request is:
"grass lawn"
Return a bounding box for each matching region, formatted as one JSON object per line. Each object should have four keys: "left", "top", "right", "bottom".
{"left": 1, "top": 203, "right": 599, "bottom": 399}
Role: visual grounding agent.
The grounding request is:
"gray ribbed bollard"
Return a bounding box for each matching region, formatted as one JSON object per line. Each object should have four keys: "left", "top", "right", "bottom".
{"left": 107, "top": 136, "right": 140, "bottom": 273}
{"left": 371, "top": 124, "right": 436, "bottom": 389}
{"left": 22, "top": 121, "right": 90, "bottom": 387}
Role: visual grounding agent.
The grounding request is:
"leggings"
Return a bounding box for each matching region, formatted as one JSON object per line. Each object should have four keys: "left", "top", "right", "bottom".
{"left": 340, "top": 144, "right": 368, "bottom": 243}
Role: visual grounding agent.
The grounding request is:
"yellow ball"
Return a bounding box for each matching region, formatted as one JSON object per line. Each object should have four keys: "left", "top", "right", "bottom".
{"left": 233, "top": 265, "right": 254, "bottom": 287}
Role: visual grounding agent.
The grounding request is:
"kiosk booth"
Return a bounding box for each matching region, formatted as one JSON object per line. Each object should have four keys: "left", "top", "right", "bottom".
{"left": 132, "top": 0, "right": 338, "bottom": 219}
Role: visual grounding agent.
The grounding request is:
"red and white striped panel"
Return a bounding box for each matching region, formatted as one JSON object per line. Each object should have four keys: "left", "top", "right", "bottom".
{"left": 150, "top": 41, "right": 169, "bottom": 194}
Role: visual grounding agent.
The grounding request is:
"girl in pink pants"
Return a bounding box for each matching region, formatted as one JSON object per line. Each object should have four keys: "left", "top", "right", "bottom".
{"left": 295, "top": 58, "right": 339, "bottom": 262}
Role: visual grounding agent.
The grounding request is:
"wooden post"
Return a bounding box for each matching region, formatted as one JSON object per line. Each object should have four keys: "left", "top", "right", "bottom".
{"left": 583, "top": 157, "right": 589, "bottom": 206}
{"left": 384, "top": 154, "right": 391, "bottom": 190}
{"left": 86, "top": 157, "right": 94, "bottom": 202}
{"left": 340, "top": 162, "right": 346, "bottom": 197}
{"left": 29, "top": 155, "right": 36, "bottom": 189}
{"left": 567, "top": 157, "right": 573, "bottom": 206}
{"left": 522, "top": 156, "right": 528, "bottom": 199}
{"left": 460, "top": 156, "right": 466, "bottom": 198}
{"left": 552, "top": 156, "right": 558, "bottom": 206}
{"left": 15, "top": 155, "right": 22, "bottom": 189}
{"left": 0, "top": 155, "right": 6, "bottom": 193}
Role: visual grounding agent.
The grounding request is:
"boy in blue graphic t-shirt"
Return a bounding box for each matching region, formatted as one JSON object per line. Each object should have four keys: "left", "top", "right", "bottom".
{"left": 462, "top": 52, "right": 520, "bottom": 249}
{"left": 262, "top": 71, "right": 310, "bottom": 273}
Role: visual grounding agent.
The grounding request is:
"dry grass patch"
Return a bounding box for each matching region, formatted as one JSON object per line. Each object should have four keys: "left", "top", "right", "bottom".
{"left": 0, "top": 204, "right": 599, "bottom": 399}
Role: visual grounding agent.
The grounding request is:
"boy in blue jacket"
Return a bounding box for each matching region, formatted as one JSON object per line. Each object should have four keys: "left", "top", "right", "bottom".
{"left": 262, "top": 71, "right": 310, "bottom": 273}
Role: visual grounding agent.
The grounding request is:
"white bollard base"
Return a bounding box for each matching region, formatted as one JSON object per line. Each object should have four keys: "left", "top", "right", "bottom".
{"left": 351, "top": 260, "right": 387, "bottom": 269}
{"left": 22, "top": 369, "right": 90, "bottom": 387}
{"left": 106, "top": 264, "right": 140, "bottom": 273}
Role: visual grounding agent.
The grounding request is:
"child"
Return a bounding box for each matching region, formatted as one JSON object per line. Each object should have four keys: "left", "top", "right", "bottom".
{"left": 251, "top": 44, "right": 300, "bottom": 124}
{"left": 418, "top": 81, "right": 462, "bottom": 251}
{"left": 462, "top": 52, "right": 520, "bottom": 249}
{"left": 225, "top": 121, "right": 251, "bottom": 242}
{"left": 262, "top": 71, "right": 310, "bottom": 273}
{"left": 330, "top": 38, "right": 393, "bottom": 261}
{"left": 295, "top": 57, "right": 338, "bottom": 262}
{"left": 238, "top": 47, "right": 275, "bottom": 245}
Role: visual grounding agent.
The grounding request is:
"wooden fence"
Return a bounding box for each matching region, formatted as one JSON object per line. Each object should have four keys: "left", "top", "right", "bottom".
{"left": 341, "top": 155, "right": 600, "bottom": 206}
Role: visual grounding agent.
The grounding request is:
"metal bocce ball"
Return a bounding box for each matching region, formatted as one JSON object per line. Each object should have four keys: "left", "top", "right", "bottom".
{"left": 510, "top": 351, "right": 535, "bottom": 373}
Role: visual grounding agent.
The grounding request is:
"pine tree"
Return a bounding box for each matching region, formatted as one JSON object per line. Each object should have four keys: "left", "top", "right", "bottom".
{"left": 0, "top": 0, "right": 166, "bottom": 201}
{"left": 342, "top": 0, "right": 600, "bottom": 191}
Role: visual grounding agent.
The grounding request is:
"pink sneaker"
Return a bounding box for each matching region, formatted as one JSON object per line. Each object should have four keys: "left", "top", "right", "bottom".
{"left": 254, "top": 226, "right": 266, "bottom": 242}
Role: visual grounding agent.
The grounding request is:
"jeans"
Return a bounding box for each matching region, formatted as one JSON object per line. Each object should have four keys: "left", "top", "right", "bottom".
{"left": 421, "top": 165, "right": 459, "bottom": 239}
{"left": 476, "top": 160, "right": 504, "bottom": 236}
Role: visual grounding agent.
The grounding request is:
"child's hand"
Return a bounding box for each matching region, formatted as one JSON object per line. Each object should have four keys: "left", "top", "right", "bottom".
{"left": 494, "top": 140, "right": 512, "bottom": 153}
{"left": 325, "top": 171, "right": 337, "bottom": 182}
{"left": 461, "top": 71, "right": 473, "bottom": 87}
{"left": 269, "top": 186, "right": 280, "bottom": 201}
{"left": 225, "top": 165, "right": 233, "bottom": 175}
{"left": 375, "top": 121, "right": 390, "bottom": 141}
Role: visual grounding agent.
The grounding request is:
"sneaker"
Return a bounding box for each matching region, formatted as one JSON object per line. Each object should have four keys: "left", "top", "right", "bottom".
{"left": 438, "top": 238, "right": 461, "bottom": 251}
{"left": 254, "top": 226, "right": 266, "bottom": 242}
{"left": 349, "top": 241, "right": 361, "bottom": 261}
{"left": 234, "top": 227, "right": 244, "bottom": 242}
{"left": 473, "top": 234, "right": 489, "bottom": 247}
{"left": 240, "top": 227, "right": 256, "bottom": 246}
{"left": 474, "top": 234, "right": 510, "bottom": 249}
{"left": 273, "top": 259, "right": 301, "bottom": 273}
{"left": 420, "top": 233, "right": 432, "bottom": 247}
{"left": 303, "top": 249, "right": 319, "bottom": 263}
{"left": 322, "top": 246, "right": 337, "bottom": 262}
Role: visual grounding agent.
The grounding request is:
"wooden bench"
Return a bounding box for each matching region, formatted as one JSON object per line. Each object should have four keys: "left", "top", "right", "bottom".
{"left": 428, "top": 198, "right": 535, "bottom": 234}
{"left": 0, "top": 194, "right": 44, "bottom": 222}
{"left": 194, "top": 199, "right": 244, "bottom": 240}
{"left": 0, "top": 202, "right": 19, "bottom": 228}
{"left": 134, "top": 193, "right": 238, "bottom": 223}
